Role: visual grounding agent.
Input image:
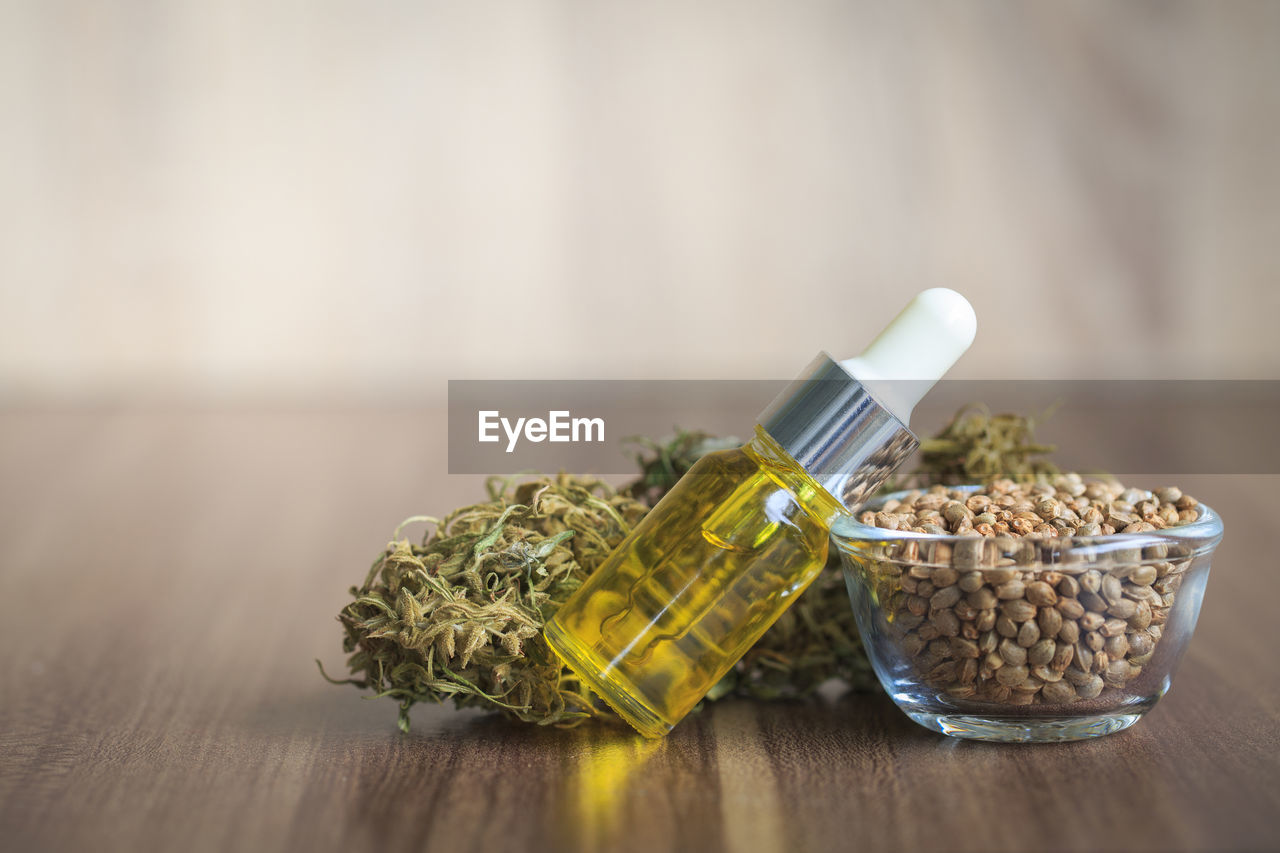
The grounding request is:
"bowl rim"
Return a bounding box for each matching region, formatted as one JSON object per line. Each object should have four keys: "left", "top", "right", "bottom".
{"left": 830, "top": 485, "right": 1224, "bottom": 553}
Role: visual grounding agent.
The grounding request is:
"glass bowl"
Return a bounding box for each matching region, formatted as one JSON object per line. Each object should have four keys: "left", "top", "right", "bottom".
{"left": 831, "top": 488, "right": 1223, "bottom": 743}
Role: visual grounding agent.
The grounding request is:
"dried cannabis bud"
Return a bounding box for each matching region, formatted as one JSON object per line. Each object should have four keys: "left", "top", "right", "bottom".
{"left": 322, "top": 475, "right": 648, "bottom": 732}
{"left": 914, "top": 403, "right": 1058, "bottom": 485}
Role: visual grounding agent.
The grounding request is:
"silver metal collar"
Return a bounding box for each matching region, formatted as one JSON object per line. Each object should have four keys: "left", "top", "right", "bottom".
{"left": 758, "top": 352, "right": 918, "bottom": 510}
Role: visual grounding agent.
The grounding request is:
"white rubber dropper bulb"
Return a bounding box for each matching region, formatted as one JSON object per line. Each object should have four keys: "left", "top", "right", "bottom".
{"left": 840, "top": 288, "right": 977, "bottom": 426}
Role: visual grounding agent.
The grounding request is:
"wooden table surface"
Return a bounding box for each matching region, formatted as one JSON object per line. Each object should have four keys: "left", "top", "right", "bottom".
{"left": 2, "top": 409, "right": 1277, "bottom": 853}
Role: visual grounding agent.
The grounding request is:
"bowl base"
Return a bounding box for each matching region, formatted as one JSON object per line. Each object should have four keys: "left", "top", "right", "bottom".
{"left": 905, "top": 710, "right": 1145, "bottom": 742}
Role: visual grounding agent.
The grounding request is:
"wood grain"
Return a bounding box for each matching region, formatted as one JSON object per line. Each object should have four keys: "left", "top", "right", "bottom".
{"left": 0, "top": 409, "right": 1276, "bottom": 853}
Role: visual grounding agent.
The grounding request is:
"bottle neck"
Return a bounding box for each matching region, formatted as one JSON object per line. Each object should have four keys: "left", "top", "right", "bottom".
{"left": 744, "top": 426, "right": 849, "bottom": 529}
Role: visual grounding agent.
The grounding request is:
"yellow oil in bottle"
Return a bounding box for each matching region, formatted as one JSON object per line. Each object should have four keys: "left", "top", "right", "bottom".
{"left": 543, "top": 425, "right": 847, "bottom": 737}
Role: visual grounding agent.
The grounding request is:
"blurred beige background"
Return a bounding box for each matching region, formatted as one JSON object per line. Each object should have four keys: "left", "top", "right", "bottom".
{"left": 1, "top": 1, "right": 1277, "bottom": 402}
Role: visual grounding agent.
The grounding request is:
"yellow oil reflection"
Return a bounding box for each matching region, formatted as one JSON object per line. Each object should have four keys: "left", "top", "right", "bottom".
{"left": 564, "top": 728, "right": 664, "bottom": 850}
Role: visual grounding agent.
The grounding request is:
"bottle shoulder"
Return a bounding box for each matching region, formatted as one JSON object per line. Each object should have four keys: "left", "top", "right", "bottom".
{"left": 744, "top": 426, "right": 848, "bottom": 525}
{"left": 683, "top": 443, "right": 756, "bottom": 478}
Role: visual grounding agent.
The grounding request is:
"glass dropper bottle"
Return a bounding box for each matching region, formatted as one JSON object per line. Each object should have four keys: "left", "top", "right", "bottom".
{"left": 544, "top": 288, "right": 978, "bottom": 737}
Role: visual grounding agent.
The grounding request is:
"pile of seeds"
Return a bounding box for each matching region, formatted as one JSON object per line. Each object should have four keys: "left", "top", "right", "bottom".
{"left": 859, "top": 473, "right": 1200, "bottom": 537}
{"left": 854, "top": 475, "right": 1203, "bottom": 707}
